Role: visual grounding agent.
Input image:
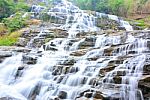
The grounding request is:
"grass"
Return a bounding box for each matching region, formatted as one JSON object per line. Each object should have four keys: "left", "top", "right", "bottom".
{"left": 0, "top": 30, "right": 22, "bottom": 46}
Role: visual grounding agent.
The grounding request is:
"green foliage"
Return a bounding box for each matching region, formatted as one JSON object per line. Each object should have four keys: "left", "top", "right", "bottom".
{"left": 2, "top": 12, "right": 27, "bottom": 32}
{"left": 0, "top": 0, "right": 29, "bottom": 21}
{"left": 136, "top": 20, "right": 148, "bottom": 29}
{"left": 15, "top": 2, "right": 30, "bottom": 12}
{"left": 73, "top": 0, "right": 149, "bottom": 17}
{"left": 0, "top": 31, "right": 21, "bottom": 46}
{"left": 96, "top": 0, "right": 109, "bottom": 13}
{"left": 108, "top": 0, "right": 124, "bottom": 13}
{"left": 0, "top": 0, "right": 15, "bottom": 20}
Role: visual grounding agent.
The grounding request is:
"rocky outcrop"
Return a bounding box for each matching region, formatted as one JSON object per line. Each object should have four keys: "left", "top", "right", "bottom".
{"left": 0, "top": 46, "right": 31, "bottom": 63}
{"left": 138, "top": 75, "right": 150, "bottom": 100}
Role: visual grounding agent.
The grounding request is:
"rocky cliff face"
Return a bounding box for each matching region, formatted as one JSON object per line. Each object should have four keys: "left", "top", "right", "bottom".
{"left": 0, "top": 0, "right": 149, "bottom": 100}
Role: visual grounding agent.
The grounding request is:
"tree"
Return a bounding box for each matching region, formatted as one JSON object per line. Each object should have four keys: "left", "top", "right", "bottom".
{"left": 0, "top": 0, "right": 15, "bottom": 21}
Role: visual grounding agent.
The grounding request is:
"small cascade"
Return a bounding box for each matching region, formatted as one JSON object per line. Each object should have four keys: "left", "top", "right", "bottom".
{"left": 0, "top": 0, "right": 149, "bottom": 100}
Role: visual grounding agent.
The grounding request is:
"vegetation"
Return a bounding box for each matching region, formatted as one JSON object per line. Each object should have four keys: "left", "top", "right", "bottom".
{"left": 0, "top": 31, "right": 21, "bottom": 46}
{"left": 0, "top": 0, "right": 30, "bottom": 46}
{"left": 2, "top": 12, "right": 28, "bottom": 32}
{"left": 0, "top": 0, "right": 29, "bottom": 21}
{"left": 73, "top": 0, "right": 150, "bottom": 17}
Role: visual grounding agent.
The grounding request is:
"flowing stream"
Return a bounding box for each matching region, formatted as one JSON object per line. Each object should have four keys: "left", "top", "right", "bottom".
{"left": 0, "top": 0, "right": 149, "bottom": 100}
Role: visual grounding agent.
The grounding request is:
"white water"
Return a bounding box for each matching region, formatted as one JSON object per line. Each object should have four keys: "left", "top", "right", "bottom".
{"left": 0, "top": 0, "right": 147, "bottom": 100}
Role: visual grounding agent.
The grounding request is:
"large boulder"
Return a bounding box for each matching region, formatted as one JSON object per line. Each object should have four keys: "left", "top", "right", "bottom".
{"left": 58, "top": 91, "right": 67, "bottom": 99}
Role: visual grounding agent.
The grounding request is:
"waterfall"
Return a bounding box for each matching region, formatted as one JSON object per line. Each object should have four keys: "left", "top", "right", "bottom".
{"left": 0, "top": 0, "right": 148, "bottom": 100}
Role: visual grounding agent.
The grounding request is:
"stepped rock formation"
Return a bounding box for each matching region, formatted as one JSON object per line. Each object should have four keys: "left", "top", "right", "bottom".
{"left": 0, "top": 0, "right": 149, "bottom": 100}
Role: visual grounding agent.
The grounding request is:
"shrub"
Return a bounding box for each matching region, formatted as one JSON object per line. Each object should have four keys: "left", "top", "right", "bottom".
{"left": 0, "top": 0, "right": 30, "bottom": 21}
{"left": 0, "top": 23, "right": 7, "bottom": 35}
{"left": 2, "top": 12, "right": 27, "bottom": 32}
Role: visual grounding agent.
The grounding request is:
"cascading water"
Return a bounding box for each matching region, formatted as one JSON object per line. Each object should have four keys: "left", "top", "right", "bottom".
{"left": 0, "top": 0, "right": 149, "bottom": 100}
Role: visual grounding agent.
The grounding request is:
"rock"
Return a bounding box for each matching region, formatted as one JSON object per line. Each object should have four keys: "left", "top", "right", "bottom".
{"left": 113, "top": 76, "right": 122, "bottom": 84}
{"left": 143, "top": 64, "right": 150, "bottom": 75}
{"left": 79, "top": 36, "right": 96, "bottom": 49}
{"left": 0, "top": 51, "right": 12, "bottom": 58}
{"left": 16, "top": 38, "right": 28, "bottom": 47}
{"left": 97, "top": 17, "right": 120, "bottom": 30}
{"left": 26, "top": 19, "right": 42, "bottom": 25}
{"left": 0, "top": 51, "right": 12, "bottom": 63}
{"left": 116, "top": 70, "right": 126, "bottom": 76}
{"left": 62, "top": 66, "right": 71, "bottom": 74}
{"left": 43, "top": 45, "right": 58, "bottom": 51}
{"left": 0, "top": 97, "right": 20, "bottom": 100}
{"left": 93, "top": 91, "right": 104, "bottom": 99}
{"left": 56, "top": 75, "right": 65, "bottom": 83}
{"left": 76, "top": 97, "right": 92, "bottom": 100}
{"left": 69, "top": 67, "right": 79, "bottom": 73}
{"left": 100, "top": 65, "right": 116, "bottom": 76}
{"left": 84, "top": 92, "right": 93, "bottom": 98}
{"left": 0, "top": 46, "right": 31, "bottom": 63}
{"left": 70, "top": 49, "right": 88, "bottom": 56}
{"left": 58, "top": 91, "right": 67, "bottom": 99}
{"left": 52, "top": 29, "right": 68, "bottom": 38}
{"left": 88, "top": 78, "right": 98, "bottom": 85}
{"left": 117, "top": 26, "right": 126, "bottom": 30}
{"left": 138, "top": 75, "right": 150, "bottom": 99}
{"left": 22, "top": 54, "right": 38, "bottom": 64}
{"left": 62, "top": 58, "right": 76, "bottom": 65}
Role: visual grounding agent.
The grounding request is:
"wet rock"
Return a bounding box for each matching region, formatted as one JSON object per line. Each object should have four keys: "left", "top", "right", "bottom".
{"left": 70, "top": 49, "right": 88, "bottom": 56}
{"left": 79, "top": 36, "right": 96, "bottom": 49}
{"left": 52, "top": 65, "right": 70, "bottom": 75}
{"left": 0, "top": 97, "right": 20, "bottom": 100}
{"left": 117, "top": 26, "right": 126, "bottom": 30}
{"left": 138, "top": 75, "right": 150, "bottom": 99}
{"left": 77, "top": 89, "right": 94, "bottom": 98}
{"left": 0, "top": 51, "right": 12, "bottom": 58}
{"left": 84, "top": 92, "right": 93, "bottom": 98}
{"left": 69, "top": 67, "right": 79, "bottom": 73}
{"left": 100, "top": 65, "right": 116, "bottom": 76}
{"left": 52, "top": 29, "right": 68, "bottom": 38}
{"left": 0, "top": 46, "right": 31, "bottom": 63}
{"left": 58, "top": 91, "right": 67, "bottom": 99}
{"left": 29, "top": 84, "right": 41, "bottom": 100}
{"left": 143, "top": 64, "right": 150, "bottom": 75}
{"left": 62, "top": 66, "right": 71, "bottom": 74}
{"left": 22, "top": 54, "right": 37, "bottom": 64}
{"left": 0, "top": 51, "right": 12, "bottom": 63}
{"left": 87, "top": 57, "right": 99, "bottom": 61}
{"left": 56, "top": 75, "right": 65, "bottom": 83}
{"left": 103, "top": 47, "right": 114, "bottom": 56}
{"left": 93, "top": 92, "right": 104, "bottom": 99}
{"left": 16, "top": 66, "right": 26, "bottom": 78}
{"left": 16, "top": 38, "right": 28, "bottom": 47}
{"left": 113, "top": 76, "right": 122, "bottom": 84}
{"left": 116, "top": 70, "right": 126, "bottom": 76}
{"left": 76, "top": 97, "right": 91, "bottom": 100}
{"left": 63, "top": 58, "right": 76, "bottom": 65}
{"left": 43, "top": 45, "right": 58, "bottom": 51}
{"left": 97, "top": 18, "right": 120, "bottom": 30}
{"left": 52, "top": 68, "right": 61, "bottom": 75}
